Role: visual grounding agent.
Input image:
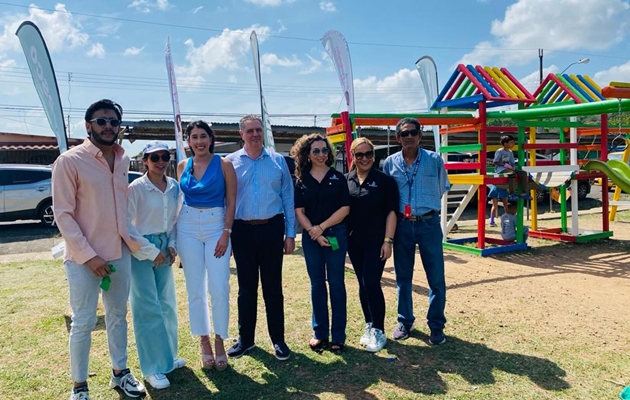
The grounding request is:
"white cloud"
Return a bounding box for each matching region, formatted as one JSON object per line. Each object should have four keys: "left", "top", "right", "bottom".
{"left": 87, "top": 43, "right": 105, "bottom": 58}
{"left": 128, "top": 0, "right": 171, "bottom": 13}
{"left": 277, "top": 20, "right": 286, "bottom": 33}
{"left": 0, "top": 3, "right": 88, "bottom": 56}
{"left": 354, "top": 68, "right": 425, "bottom": 112}
{"left": 123, "top": 46, "right": 145, "bottom": 56}
{"left": 244, "top": 0, "right": 296, "bottom": 7}
{"left": 260, "top": 53, "right": 301, "bottom": 73}
{"left": 457, "top": 0, "right": 629, "bottom": 66}
{"left": 319, "top": 1, "right": 336, "bottom": 12}
{"left": 93, "top": 21, "right": 123, "bottom": 37}
{"left": 594, "top": 61, "right": 630, "bottom": 87}
{"left": 299, "top": 54, "right": 323, "bottom": 75}
{"left": 192, "top": 6, "right": 204, "bottom": 13}
{"left": 177, "top": 25, "right": 272, "bottom": 83}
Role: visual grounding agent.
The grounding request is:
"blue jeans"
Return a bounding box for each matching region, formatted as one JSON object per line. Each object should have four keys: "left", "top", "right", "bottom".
{"left": 130, "top": 233, "right": 178, "bottom": 377}
{"left": 393, "top": 214, "right": 446, "bottom": 331}
{"left": 301, "top": 224, "right": 348, "bottom": 344}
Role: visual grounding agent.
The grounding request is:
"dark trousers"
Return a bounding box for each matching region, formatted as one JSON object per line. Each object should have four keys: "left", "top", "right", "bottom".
{"left": 348, "top": 235, "right": 386, "bottom": 331}
{"left": 508, "top": 170, "right": 529, "bottom": 194}
{"left": 232, "top": 214, "right": 285, "bottom": 345}
{"left": 301, "top": 223, "right": 348, "bottom": 344}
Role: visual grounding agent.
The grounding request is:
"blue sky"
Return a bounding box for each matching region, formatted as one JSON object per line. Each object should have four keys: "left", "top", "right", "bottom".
{"left": 0, "top": 0, "right": 629, "bottom": 155}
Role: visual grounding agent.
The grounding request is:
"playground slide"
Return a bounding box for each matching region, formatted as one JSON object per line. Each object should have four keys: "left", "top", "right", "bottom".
{"left": 583, "top": 160, "right": 630, "bottom": 194}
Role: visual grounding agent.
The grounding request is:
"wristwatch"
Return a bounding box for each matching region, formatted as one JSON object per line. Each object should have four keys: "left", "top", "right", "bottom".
{"left": 384, "top": 237, "right": 394, "bottom": 244}
{"left": 224, "top": 228, "right": 232, "bottom": 234}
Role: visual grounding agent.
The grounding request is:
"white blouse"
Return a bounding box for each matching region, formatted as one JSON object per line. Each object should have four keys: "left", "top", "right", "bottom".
{"left": 127, "top": 174, "right": 181, "bottom": 261}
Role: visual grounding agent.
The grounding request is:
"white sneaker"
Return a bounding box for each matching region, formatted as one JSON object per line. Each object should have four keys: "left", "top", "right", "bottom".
{"left": 69, "top": 389, "right": 91, "bottom": 400}
{"left": 109, "top": 369, "right": 146, "bottom": 397}
{"left": 173, "top": 357, "right": 186, "bottom": 369}
{"left": 145, "top": 373, "right": 170, "bottom": 390}
{"left": 359, "top": 322, "right": 373, "bottom": 346}
{"left": 366, "top": 328, "right": 387, "bottom": 353}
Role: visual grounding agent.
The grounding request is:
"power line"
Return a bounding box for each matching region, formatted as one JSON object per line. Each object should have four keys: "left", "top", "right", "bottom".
{"left": 1, "top": 1, "right": 628, "bottom": 60}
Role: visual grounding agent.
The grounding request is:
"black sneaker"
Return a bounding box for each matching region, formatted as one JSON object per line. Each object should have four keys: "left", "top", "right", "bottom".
{"left": 109, "top": 369, "right": 146, "bottom": 398}
{"left": 429, "top": 329, "right": 446, "bottom": 345}
{"left": 273, "top": 342, "right": 291, "bottom": 361}
{"left": 227, "top": 339, "right": 255, "bottom": 358}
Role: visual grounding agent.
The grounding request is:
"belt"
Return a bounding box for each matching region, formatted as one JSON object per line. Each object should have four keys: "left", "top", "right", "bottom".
{"left": 241, "top": 219, "right": 270, "bottom": 225}
{"left": 399, "top": 210, "right": 437, "bottom": 221}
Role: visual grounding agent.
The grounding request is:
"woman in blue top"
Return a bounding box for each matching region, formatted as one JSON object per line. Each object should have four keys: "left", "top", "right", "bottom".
{"left": 177, "top": 120, "right": 236, "bottom": 371}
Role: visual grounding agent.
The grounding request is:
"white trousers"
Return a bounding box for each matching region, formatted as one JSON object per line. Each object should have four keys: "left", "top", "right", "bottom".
{"left": 65, "top": 244, "right": 131, "bottom": 383}
{"left": 177, "top": 205, "right": 231, "bottom": 339}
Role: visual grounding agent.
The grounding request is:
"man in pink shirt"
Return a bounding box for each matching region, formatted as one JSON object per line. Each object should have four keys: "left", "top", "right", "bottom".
{"left": 53, "top": 99, "right": 146, "bottom": 400}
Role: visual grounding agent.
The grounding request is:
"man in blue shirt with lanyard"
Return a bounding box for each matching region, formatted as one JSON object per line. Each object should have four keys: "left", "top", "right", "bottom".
{"left": 381, "top": 117, "right": 450, "bottom": 345}
{"left": 226, "top": 114, "right": 296, "bottom": 361}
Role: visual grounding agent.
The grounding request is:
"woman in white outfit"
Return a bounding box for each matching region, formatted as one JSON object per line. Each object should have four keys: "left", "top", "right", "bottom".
{"left": 177, "top": 120, "right": 236, "bottom": 371}
{"left": 127, "top": 140, "right": 185, "bottom": 390}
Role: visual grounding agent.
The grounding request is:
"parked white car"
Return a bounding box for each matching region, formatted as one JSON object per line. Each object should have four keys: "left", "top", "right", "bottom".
{"left": 0, "top": 164, "right": 54, "bottom": 226}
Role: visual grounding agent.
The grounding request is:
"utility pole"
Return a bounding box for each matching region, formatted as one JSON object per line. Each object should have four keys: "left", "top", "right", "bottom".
{"left": 538, "top": 49, "right": 543, "bottom": 84}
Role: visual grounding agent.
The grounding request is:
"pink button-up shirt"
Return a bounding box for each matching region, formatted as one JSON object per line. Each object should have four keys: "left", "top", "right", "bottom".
{"left": 52, "top": 139, "right": 142, "bottom": 264}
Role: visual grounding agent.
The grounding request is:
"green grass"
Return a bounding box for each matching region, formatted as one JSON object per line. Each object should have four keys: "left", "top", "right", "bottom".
{"left": 1, "top": 236, "right": 629, "bottom": 399}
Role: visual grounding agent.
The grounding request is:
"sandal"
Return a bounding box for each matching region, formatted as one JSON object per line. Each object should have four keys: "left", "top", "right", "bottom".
{"left": 214, "top": 337, "right": 228, "bottom": 371}
{"left": 330, "top": 343, "right": 345, "bottom": 354}
{"left": 309, "top": 337, "right": 329, "bottom": 353}
{"left": 201, "top": 337, "right": 215, "bottom": 370}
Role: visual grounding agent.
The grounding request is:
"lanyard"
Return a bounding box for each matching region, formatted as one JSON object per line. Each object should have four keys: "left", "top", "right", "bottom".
{"left": 401, "top": 152, "right": 421, "bottom": 203}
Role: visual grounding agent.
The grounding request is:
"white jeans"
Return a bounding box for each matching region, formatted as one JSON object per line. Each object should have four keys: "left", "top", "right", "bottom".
{"left": 65, "top": 244, "right": 131, "bottom": 383}
{"left": 177, "top": 205, "right": 231, "bottom": 339}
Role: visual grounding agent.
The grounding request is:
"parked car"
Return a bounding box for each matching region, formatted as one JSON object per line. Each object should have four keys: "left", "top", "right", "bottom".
{"left": 128, "top": 171, "right": 144, "bottom": 183}
{"left": 0, "top": 164, "right": 54, "bottom": 226}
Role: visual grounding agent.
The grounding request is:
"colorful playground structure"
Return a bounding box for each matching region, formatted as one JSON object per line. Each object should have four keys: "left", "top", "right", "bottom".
{"left": 326, "top": 64, "right": 630, "bottom": 256}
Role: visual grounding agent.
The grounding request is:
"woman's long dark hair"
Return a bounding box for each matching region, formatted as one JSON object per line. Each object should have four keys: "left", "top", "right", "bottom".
{"left": 289, "top": 133, "right": 334, "bottom": 180}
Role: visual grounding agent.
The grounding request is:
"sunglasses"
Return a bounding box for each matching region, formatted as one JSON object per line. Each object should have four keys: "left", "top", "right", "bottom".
{"left": 398, "top": 129, "right": 419, "bottom": 138}
{"left": 90, "top": 118, "right": 121, "bottom": 127}
{"left": 311, "top": 147, "right": 330, "bottom": 156}
{"left": 149, "top": 153, "right": 171, "bottom": 162}
{"left": 353, "top": 150, "right": 374, "bottom": 160}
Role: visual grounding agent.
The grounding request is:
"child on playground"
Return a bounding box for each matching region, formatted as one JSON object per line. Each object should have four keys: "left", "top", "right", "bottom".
{"left": 487, "top": 135, "right": 513, "bottom": 226}
{"left": 501, "top": 203, "right": 529, "bottom": 242}
{"left": 493, "top": 135, "right": 530, "bottom": 202}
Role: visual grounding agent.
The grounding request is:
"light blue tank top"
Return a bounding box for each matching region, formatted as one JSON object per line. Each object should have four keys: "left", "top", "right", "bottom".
{"left": 180, "top": 156, "right": 225, "bottom": 208}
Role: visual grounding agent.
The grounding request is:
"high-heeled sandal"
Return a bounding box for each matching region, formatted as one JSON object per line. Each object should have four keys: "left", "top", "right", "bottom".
{"left": 330, "top": 342, "right": 345, "bottom": 354}
{"left": 201, "top": 337, "right": 215, "bottom": 370}
{"left": 214, "top": 338, "right": 228, "bottom": 371}
{"left": 309, "top": 337, "right": 329, "bottom": 353}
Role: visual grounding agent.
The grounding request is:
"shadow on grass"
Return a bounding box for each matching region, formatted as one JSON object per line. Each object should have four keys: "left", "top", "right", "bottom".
{"left": 387, "top": 332, "right": 570, "bottom": 393}
{"left": 164, "top": 336, "right": 569, "bottom": 399}
{"left": 145, "top": 367, "right": 213, "bottom": 399}
{"left": 444, "top": 238, "right": 630, "bottom": 291}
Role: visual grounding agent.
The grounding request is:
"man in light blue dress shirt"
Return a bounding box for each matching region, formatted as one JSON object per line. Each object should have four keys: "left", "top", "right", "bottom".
{"left": 226, "top": 114, "right": 296, "bottom": 361}
{"left": 381, "top": 117, "right": 450, "bottom": 346}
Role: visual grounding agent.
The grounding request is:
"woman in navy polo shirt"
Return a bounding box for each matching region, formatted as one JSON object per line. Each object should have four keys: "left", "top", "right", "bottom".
{"left": 292, "top": 134, "right": 350, "bottom": 354}
{"left": 346, "top": 137, "right": 398, "bottom": 353}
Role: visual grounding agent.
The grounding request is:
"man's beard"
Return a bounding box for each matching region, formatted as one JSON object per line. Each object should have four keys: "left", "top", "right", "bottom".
{"left": 91, "top": 131, "right": 117, "bottom": 146}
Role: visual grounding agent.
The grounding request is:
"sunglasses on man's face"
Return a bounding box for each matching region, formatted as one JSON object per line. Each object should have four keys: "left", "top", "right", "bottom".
{"left": 311, "top": 147, "right": 330, "bottom": 156}
{"left": 149, "top": 153, "right": 171, "bottom": 162}
{"left": 353, "top": 150, "right": 374, "bottom": 160}
{"left": 90, "top": 117, "right": 120, "bottom": 127}
{"left": 398, "top": 129, "right": 419, "bottom": 138}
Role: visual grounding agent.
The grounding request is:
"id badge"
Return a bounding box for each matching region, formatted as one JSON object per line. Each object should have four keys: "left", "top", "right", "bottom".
{"left": 404, "top": 204, "right": 412, "bottom": 219}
